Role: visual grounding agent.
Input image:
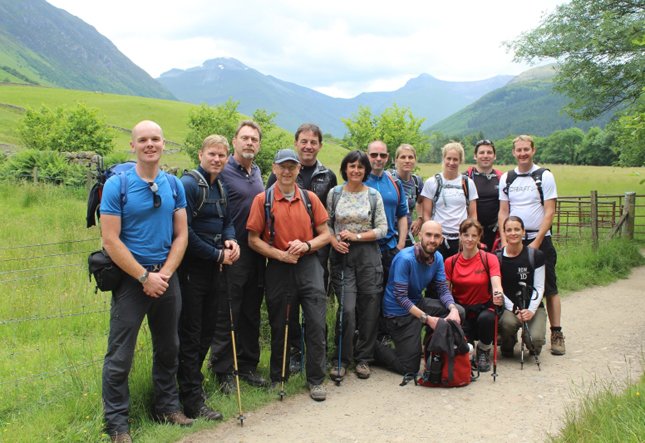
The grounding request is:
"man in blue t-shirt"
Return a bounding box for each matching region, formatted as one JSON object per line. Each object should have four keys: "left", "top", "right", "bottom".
{"left": 374, "top": 221, "right": 464, "bottom": 376}
{"left": 364, "top": 140, "right": 409, "bottom": 284}
{"left": 100, "top": 120, "right": 190, "bottom": 441}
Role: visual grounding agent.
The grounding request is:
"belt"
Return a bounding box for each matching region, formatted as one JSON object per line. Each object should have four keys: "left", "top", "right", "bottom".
{"left": 144, "top": 263, "right": 164, "bottom": 272}
{"left": 443, "top": 233, "right": 459, "bottom": 240}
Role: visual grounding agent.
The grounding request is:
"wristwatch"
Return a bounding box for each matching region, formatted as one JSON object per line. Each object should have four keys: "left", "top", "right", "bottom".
{"left": 138, "top": 270, "right": 149, "bottom": 284}
{"left": 356, "top": 233, "right": 362, "bottom": 241}
{"left": 419, "top": 313, "right": 428, "bottom": 324}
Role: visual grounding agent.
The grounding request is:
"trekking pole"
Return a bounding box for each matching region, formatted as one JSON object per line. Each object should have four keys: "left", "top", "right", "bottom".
{"left": 279, "top": 268, "right": 295, "bottom": 401}
{"left": 300, "top": 309, "right": 306, "bottom": 374}
{"left": 224, "top": 266, "right": 245, "bottom": 426}
{"left": 518, "top": 282, "right": 541, "bottom": 371}
{"left": 334, "top": 254, "right": 347, "bottom": 385}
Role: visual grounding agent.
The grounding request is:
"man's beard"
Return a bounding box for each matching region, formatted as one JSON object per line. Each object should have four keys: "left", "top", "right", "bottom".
{"left": 241, "top": 152, "right": 255, "bottom": 160}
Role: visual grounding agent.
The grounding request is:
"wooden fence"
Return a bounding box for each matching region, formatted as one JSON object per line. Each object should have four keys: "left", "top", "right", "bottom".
{"left": 553, "top": 192, "right": 642, "bottom": 246}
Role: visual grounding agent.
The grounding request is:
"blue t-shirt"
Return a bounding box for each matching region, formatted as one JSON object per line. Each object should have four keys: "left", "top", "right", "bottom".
{"left": 365, "top": 172, "right": 408, "bottom": 250}
{"left": 382, "top": 246, "right": 446, "bottom": 317}
{"left": 100, "top": 168, "right": 186, "bottom": 266}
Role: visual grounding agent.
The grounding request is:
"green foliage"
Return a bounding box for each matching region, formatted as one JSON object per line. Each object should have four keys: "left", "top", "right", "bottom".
{"left": 251, "top": 109, "right": 292, "bottom": 178}
{"left": 183, "top": 99, "right": 241, "bottom": 166}
{"left": 0, "top": 149, "right": 87, "bottom": 186}
{"left": 577, "top": 127, "right": 618, "bottom": 166}
{"left": 552, "top": 373, "right": 645, "bottom": 443}
{"left": 556, "top": 238, "right": 645, "bottom": 294}
{"left": 540, "top": 128, "right": 585, "bottom": 164}
{"left": 342, "top": 104, "right": 429, "bottom": 157}
{"left": 509, "top": 0, "right": 644, "bottom": 121}
{"left": 607, "top": 99, "right": 645, "bottom": 167}
{"left": 18, "top": 104, "right": 114, "bottom": 155}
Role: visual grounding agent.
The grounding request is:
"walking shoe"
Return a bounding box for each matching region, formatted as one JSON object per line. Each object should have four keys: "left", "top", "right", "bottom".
{"left": 218, "top": 373, "right": 237, "bottom": 395}
{"left": 239, "top": 370, "right": 269, "bottom": 387}
{"left": 476, "top": 347, "right": 491, "bottom": 372}
{"left": 329, "top": 365, "right": 346, "bottom": 381}
{"left": 289, "top": 352, "right": 302, "bottom": 374}
{"left": 355, "top": 361, "right": 371, "bottom": 379}
{"left": 156, "top": 410, "right": 194, "bottom": 426}
{"left": 196, "top": 405, "right": 223, "bottom": 421}
{"left": 110, "top": 433, "right": 132, "bottom": 443}
{"left": 309, "top": 384, "right": 327, "bottom": 401}
{"left": 551, "top": 331, "right": 566, "bottom": 355}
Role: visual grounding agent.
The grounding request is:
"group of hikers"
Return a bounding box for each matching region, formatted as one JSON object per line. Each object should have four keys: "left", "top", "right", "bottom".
{"left": 99, "top": 119, "right": 565, "bottom": 442}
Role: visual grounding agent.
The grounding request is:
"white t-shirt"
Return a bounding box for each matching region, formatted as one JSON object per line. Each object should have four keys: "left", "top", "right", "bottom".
{"left": 499, "top": 164, "right": 557, "bottom": 238}
{"left": 420, "top": 173, "right": 478, "bottom": 235}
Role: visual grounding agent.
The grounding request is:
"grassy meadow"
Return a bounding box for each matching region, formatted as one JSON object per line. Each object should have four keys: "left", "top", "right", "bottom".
{"left": 1, "top": 83, "right": 644, "bottom": 442}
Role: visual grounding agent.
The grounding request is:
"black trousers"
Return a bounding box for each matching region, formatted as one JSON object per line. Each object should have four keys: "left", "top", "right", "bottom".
{"left": 266, "top": 255, "right": 327, "bottom": 385}
{"left": 177, "top": 262, "right": 221, "bottom": 413}
{"left": 210, "top": 244, "right": 264, "bottom": 374}
{"left": 374, "top": 299, "right": 465, "bottom": 375}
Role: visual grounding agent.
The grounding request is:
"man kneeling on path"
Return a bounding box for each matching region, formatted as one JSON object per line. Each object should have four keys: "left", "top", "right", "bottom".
{"left": 374, "top": 221, "right": 465, "bottom": 375}
{"left": 247, "top": 149, "right": 331, "bottom": 401}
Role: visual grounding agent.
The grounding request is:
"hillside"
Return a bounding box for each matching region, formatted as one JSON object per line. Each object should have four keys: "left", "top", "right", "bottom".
{"left": 157, "top": 57, "right": 512, "bottom": 136}
{"left": 0, "top": 0, "right": 174, "bottom": 100}
{"left": 429, "top": 65, "right": 612, "bottom": 138}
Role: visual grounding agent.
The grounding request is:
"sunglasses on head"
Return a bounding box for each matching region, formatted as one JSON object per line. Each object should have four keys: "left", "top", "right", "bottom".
{"left": 148, "top": 182, "right": 161, "bottom": 208}
{"left": 369, "top": 152, "right": 388, "bottom": 159}
{"left": 475, "top": 139, "right": 495, "bottom": 149}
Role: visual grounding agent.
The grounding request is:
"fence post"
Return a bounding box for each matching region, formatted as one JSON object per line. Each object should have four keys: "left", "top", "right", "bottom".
{"left": 32, "top": 167, "right": 38, "bottom": 183}
{"left": 622, "top": 192, "right": 635, "bottom": 240}
{"left": 590, "top": 191, "right": 598, "bottom": 250}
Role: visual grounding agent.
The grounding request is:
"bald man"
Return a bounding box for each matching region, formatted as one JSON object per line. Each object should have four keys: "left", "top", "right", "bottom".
{"left": 100, "top": 120, "right": 191, "bottom": 442}
{"left": 374, "top": 221, "right": 465, "bottom": 375}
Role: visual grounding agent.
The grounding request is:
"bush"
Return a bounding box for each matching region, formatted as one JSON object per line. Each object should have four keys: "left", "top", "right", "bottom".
{"left": 0, "top": 149, "right": 87, "bottom": 187}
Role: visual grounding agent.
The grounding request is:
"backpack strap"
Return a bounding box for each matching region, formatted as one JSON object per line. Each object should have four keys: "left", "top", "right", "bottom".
{"left": 183, "top": 169, "right": 208, "bottom": 218}
{"left": 527, "top": 246, "right": 536, "bottom": 270}
{"left": 503, "top": 168, "right": 548, "bottom": 206}
{"left": 328, "top": 185, "right": 343, "bottom": 228}
{"left": 385, "top": 171, "right": 402, "bottom": 204}
{"left": 367, "top": 187, "right": 378, "bottom": 228}
{"left": 461, "top": 175, "right": 470, "bottom": 205}
{"left": 265, "top": 185, "right": 314, "bottom": 247}
{"left": 118, "top": 173, "right": 128, "bottom": 208}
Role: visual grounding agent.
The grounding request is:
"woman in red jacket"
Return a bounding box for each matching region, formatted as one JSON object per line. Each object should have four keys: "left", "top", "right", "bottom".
{"left": 444, "top": 218, "right": 504, "bottom": 371}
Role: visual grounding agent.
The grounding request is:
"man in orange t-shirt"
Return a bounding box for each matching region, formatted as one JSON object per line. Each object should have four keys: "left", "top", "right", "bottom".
{"left": 247, "top": 149, "right": 331, "bottom": 401}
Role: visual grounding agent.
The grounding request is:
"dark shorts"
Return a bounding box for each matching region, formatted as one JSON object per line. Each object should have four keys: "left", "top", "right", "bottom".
{"left": 524, "top": 235, "right": 558, "bottom": 297}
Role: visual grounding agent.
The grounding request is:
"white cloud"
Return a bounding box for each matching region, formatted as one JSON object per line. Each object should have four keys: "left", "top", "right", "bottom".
{"left": 48, "top": 0, "right": 564, "bottom": 97}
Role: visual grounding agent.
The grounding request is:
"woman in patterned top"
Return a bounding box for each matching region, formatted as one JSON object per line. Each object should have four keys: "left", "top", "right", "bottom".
{"left": 327, "top": 150, "right": 388, "bottom": 382}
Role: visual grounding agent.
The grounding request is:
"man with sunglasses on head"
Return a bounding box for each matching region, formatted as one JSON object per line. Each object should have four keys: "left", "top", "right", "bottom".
{"left": 464, "top": 139, "right": 502, "bottom": 251}
{"left": 100, "top": 120, "right": 190, "bottom": 443}
{"left": 176, "top": 134, "right": 239, "bottom": 422}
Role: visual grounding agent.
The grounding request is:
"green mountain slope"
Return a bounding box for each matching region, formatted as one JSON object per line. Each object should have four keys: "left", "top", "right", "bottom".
{"left": 429, "top": 66, "right": 612, "bottom": 138}
{"left": 0, "top": 0, "right": 174, "bottom": 100}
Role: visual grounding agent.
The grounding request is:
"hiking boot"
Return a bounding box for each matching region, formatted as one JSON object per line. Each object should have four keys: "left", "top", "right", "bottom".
{"left": 110, "top": 433, "right": 132, "bottom": 443}
{"left": 196, "top": 405, "right": 223, "bottom": 421}
{"left": 355, "top": 361, "right": 371, "bottom": 379}
{"left": 551, "top": 331, "right": 566, "bottom": 355}
{"left": 309, "top": 384, "right": 327, "bottom": 401}
{"left": 329, "top": 365, "right": 346, "bottom": 381}
{"left": 289, "top": 352, "right": 302, "bottom": 374}
{"left": 218, "top": 373, "right": 237, "bottom": 395}
{"left": 476, "top": 347, "right": 491, "bottom": 372}
{"left": 156, "top": 410, "right": 194, "bottom": 426}
{"left": 239, "top": 370, "right": 269, "bottom": 387}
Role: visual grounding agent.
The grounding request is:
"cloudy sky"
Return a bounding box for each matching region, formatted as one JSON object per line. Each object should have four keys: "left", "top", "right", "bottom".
{"left": 48, "top": 0, "right": 564, "bottom": 98}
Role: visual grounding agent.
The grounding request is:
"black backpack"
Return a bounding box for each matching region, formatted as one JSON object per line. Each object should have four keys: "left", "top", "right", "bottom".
{"left": 86, "top": 161, "right": 136, "bottom": 228}
{"left": 182, "top": 169, "right": 227, "bottom": 219}
{"left": 502, "top": 168, "right": 549, "bottom": 205}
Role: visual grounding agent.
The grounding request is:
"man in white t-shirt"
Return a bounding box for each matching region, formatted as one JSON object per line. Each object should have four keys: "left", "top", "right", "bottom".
{"left": 498, "top": 135, "right": 565, "bottom": 356}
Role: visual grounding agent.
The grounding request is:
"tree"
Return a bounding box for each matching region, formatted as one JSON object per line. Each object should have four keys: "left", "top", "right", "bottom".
{"left": 607, "top": 99, "right": 645, "bottom": 166}
{"left": 509, "top": 0, "right": 644, "bottom": 120}
{"left": 540, "top": 128, "right": 585, "bottom": 164}
{"left": 251, "top": 109, "right": 292, "bottom": 177}
{"left": 577, "top": 127, "right": 617, "bottom": 166}
{"left": 342, "top": 104, "right": 429, "bottom": 158}
{"left": 19, "top": 104, "right": 114, "bottom": 155}
{"left": 183, "top": 99, "right": 240, "bottom": 165}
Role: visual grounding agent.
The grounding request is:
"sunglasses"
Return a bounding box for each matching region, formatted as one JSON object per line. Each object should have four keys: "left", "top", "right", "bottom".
{"left": 148, "top": 182, "right": 161, "bottom": 208}
{"left": 475, "top": 139, "right": 495, "bottom": 148}
{"left": 369, "top": 152, "right": 388, "bottom": 159}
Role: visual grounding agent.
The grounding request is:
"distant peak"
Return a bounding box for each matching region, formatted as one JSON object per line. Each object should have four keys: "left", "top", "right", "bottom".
{"left": 202, "top": 57, "right": 249, "bottom": 70}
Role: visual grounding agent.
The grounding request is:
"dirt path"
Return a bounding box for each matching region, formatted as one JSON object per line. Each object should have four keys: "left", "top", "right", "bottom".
{"left": 181, "top": 267, "right": 645, "bottom": 443}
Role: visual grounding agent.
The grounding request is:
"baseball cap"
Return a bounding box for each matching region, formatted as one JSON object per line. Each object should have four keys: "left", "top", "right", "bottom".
{"left": 274, "top": 149, "right": 300, "bottom": 164}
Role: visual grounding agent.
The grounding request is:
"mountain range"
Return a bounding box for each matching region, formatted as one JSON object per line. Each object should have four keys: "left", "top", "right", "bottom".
{"left": 0, "top": 0, "right": 613, "bottom": 140}
{"left": 157, "top": 58, "right": 513, "bottom": 136}
{"left": 0, "top": 0, "right": 173, "bottom": 99}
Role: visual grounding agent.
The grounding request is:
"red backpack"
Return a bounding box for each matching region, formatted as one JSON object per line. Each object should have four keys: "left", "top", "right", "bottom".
{"left": 417, "top": 319, "right": 473, "bottom": 388}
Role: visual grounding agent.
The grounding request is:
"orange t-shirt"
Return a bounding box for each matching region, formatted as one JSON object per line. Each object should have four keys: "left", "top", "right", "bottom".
{"left": 246, "top": 186, "right": 329, "bottom": 251}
